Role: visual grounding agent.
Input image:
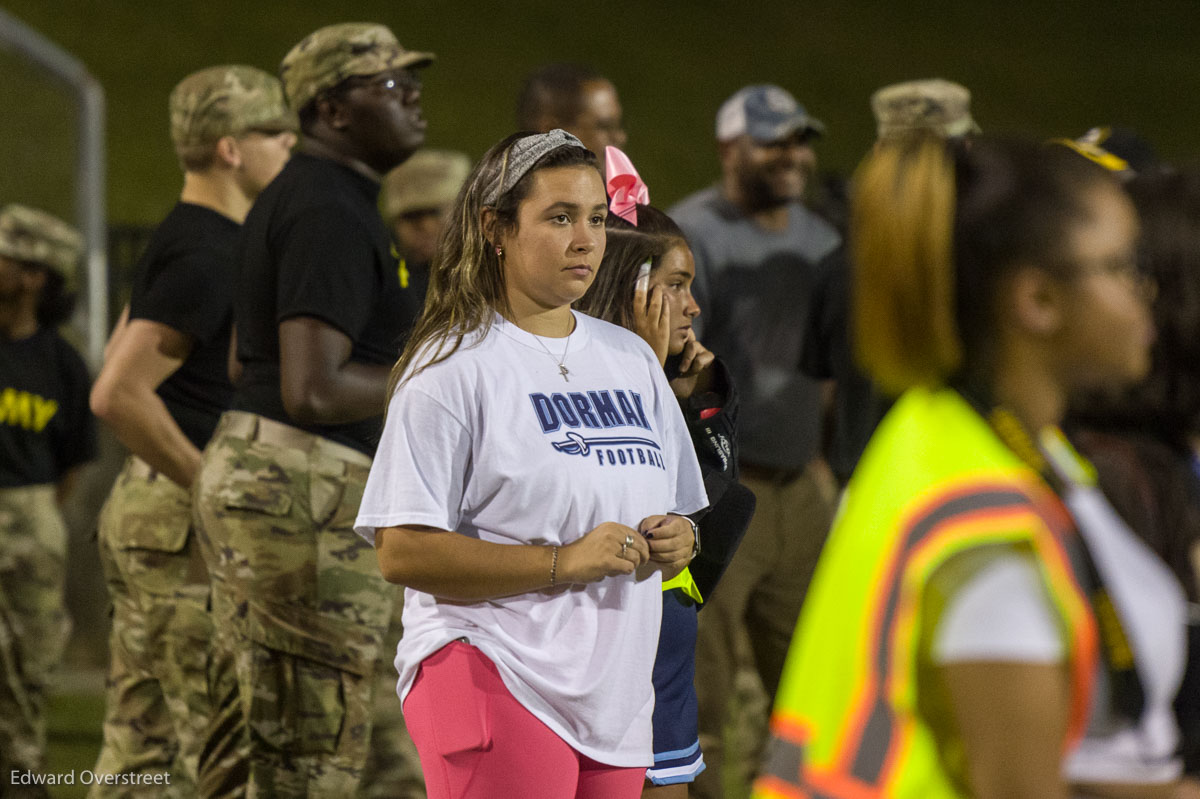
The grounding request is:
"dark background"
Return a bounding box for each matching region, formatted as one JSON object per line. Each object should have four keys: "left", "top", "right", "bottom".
{"left": 4, "top": 0, "right": 1199, "bottom": 226}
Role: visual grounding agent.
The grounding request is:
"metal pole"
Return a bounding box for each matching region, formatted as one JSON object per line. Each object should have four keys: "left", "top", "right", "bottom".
{"left": 0, "top": 8, "right": 107, "bottom": 369}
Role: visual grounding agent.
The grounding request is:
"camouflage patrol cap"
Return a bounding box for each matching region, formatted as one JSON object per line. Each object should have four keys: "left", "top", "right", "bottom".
{"left": 381, "top": 150, "right": 472, "bottom": 223}
{"left": 170, "top": 65, "right": 296, "bottom": 156}
{"left": 871, "top": 79, "right": 980, "bottom": 142}
{"left": 280, "top": 23, "right": 435, "bottom": 112}
{"left": 0, "top": 204, "right": 83, "bottom": 282}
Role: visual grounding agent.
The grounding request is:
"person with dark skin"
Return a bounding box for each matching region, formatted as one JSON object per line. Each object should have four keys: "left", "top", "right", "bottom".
{"left": 190, "top": 23, "right": 434, "bottom": 797}
{"left": 517, "top": 63, "right": 627, "bottom": 173}
{"left": 361, "top": 148, "right": 470, "bottom": 799}
{"left": 0, "top": 205, "right": 96, "bottom": 798}
{"left": 669, "top": 84, "right": 841, "bottom": 798}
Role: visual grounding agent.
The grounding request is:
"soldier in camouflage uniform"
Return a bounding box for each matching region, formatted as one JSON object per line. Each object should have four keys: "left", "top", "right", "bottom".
{"left": 88, "top": 66, "right": 295, "bottom": 797}
{"left": 191, "top": 23, "right": 433, "bottom": 797}
{"left": 0, "top": 206, "right": 97, "bottom": 797}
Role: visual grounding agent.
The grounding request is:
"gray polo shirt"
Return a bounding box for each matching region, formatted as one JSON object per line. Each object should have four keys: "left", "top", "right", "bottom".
{"left": 669, "top": 185, "right": 841, "bottom": 470}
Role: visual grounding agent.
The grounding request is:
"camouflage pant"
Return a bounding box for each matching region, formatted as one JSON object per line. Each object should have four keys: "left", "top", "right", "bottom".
{"left": 91, "top": 456, "right": 212, "bottom": 798}
{"left": 0, "top": 485, "right": 70, "bottom": 792}
{"left": 192, "top": 411, "right": 394, "bottom": 799}
{"left": 358, "top": 593, "right": 425, "bottom": 799}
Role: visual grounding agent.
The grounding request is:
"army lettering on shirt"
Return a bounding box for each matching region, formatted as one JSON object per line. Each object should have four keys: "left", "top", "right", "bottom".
{"left": 0, "top": 327, "right": 96, "bottom": 487}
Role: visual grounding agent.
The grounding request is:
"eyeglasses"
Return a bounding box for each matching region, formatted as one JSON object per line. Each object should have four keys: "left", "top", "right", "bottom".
{"left": 1064, "top": 252, "right": 1156, "bottom": 299}
{"left": 355, "top": 69, "right": 422, "bottom": 97}
{"left": 344, "top": 70, "right": 422, "bottom": 100}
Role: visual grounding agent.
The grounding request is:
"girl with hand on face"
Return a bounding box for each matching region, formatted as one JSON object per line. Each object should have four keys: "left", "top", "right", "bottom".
{"left": 354, "top": 130, "right": 707, "bottom": 799}
{"left": 576, "top": 147, "right": 756, "bottom": 798}
{"left": 754, "top": 135, "right": 1187, "bottom": 799}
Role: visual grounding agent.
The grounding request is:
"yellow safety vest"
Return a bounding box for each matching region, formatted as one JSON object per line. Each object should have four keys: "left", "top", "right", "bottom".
{"left": 754, "top": 388, "right": 1099, "bottom": 799}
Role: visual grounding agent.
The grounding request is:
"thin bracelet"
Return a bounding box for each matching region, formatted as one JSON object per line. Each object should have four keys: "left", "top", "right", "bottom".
{"left": 549, "top": 545, "right": 559, "bottom": 587}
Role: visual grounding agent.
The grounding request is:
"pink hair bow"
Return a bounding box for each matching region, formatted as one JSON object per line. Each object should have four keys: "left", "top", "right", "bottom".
{"left": 605, "top": 146, "right": 649, "bottom": 226}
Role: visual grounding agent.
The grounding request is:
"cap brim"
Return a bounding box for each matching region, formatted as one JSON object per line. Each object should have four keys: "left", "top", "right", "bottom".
{"left": 249, "top": 110, "right": 300, "bottom": 134}
{"left": 748, "top": 115, "right": 825, "bottom": 144}
{"left": 396, "top": 51, "right": 435, "bottom": 70}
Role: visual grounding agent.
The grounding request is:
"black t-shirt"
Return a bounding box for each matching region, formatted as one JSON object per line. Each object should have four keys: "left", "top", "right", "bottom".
{"left": 800, "top": 247, "right": 892, "bottom": 485}
{"left": 128, "top": 202, "right": 240, "bottom": 450}
{"left": 233, "top": 152, "right": 422, "bottom": 454}
{"left": 0, "top": 327, "right": 97, "bottom": 486}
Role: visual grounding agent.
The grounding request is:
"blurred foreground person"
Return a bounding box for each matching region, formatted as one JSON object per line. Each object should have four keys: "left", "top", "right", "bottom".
{"left": 1071, "top": 168, "right": 1200, "bottom": 795}
{"left": 803, "top": 77, "right": 979, "bottom": 486}
{"left": 191, "top": 23, "right": 433, "bottom": 797}
{"left": 754, "top": 136, "right": 1187, "bottom": 799}
{"left": 0, "top": 205, "right": 96, "bottom": 797}
{"left": 89, "top": 65, "right": 295, "bottom": 796}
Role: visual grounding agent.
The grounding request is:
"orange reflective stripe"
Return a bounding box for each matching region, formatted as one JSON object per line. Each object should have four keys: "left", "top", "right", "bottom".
{"left": 1024, "top": 490, "right": 1100, "bottom": 748}
{"left": 834, "top": 482, "right": 1036, "bottom": 787}
{"left": 807, "top": 768, "right": 882, "bottom": 799}
{"left": 770, "top": 710, "right": 811, "bottom": 745}
{"left": 754, "top": 775, "right": 812, "bottom": 799}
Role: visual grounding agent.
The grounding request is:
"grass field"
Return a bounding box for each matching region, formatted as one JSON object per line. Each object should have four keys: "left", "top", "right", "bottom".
{"left": 44, "top": 687, "right": 105, "bottom": 799}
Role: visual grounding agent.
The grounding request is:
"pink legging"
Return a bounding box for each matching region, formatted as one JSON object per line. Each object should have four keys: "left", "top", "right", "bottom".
{"left": 402, "top": 641, "right": 645, "bottom": 799}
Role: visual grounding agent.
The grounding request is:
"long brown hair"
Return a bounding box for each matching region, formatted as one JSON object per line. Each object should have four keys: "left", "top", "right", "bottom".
{"left": 575, "top": 204, "right": 688, "bottom": 329}
{"left": 386, "top": 132, "right": 599, "bottom": 398}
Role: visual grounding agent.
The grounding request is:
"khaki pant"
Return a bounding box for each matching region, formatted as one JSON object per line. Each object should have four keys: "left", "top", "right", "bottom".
{"left": 0, "top": 484, "right": 70, "bottom": 796}
{"left": 358, "top": 593, "right": 426, "bottom": 799}
{"left": 91, "top": 456, "right": 212, "bottom": 798}
{"left": 193, "top": 411, "right": 395, "bottom": 798}
{"left": 691, "top": 464, "right": 835, "bottom": 799}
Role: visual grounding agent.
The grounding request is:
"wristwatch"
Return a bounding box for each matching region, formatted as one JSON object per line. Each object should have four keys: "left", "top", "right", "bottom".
{"left": 682, "top": 515, "right": 700, "bottom": 560}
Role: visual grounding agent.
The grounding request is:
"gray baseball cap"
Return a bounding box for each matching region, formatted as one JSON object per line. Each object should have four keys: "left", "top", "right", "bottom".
{"left": 716, "top": 85, "right": 825, "bottom": 144}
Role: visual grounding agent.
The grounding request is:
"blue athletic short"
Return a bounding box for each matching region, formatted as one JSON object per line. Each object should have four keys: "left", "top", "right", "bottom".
{"left": 647, "top": 587, "right": 705, "bottom": 785}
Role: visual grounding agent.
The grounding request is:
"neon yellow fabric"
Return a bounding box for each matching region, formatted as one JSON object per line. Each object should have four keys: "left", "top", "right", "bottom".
{"left": 753, "top": 387, "right": 1097, "bottom": 799}
{"left": 662, "top": 566, "right": 702, "bottom": 603}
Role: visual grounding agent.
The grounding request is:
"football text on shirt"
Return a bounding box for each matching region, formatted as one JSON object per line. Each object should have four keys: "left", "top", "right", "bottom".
{"left": 529, "top": 390, "right": 665, "bottom": 471}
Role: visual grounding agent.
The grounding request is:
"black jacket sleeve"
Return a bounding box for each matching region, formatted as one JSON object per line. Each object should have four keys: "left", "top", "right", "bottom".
{"left": 668, "top": 355, "right": 756, "bottom": 603}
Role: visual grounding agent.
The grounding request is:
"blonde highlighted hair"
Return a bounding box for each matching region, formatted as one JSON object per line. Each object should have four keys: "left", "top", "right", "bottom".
{"left": 852, "top": 134, "right": 1119, "bottom": 395}
{"left": 852, "top": 135, "right": 960, "bottom": 395}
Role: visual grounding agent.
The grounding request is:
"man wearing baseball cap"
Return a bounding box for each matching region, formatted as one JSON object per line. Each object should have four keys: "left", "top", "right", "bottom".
{"left": 190, "top": 23, "right": 433, "bottom": 796}
{"left": 0, "top": 204, "right": 96, "bottom": 796}
{"left": 669, "top": 85, "right": 841, "bottom": 798}
{"left": 87, "top": 64, "right": 296, "bottom": 795}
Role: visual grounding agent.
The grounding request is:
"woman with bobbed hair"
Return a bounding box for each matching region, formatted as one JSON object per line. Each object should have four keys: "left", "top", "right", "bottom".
{"left": 753, "top": 135, "right": 1187, "bottom": 799}
{"left": 354, "top": 130, "right": 706, "bottom": 799}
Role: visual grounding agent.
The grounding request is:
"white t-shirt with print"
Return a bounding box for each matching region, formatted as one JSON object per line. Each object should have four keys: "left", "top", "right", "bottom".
{"left": 355, "top": 311, "right": 709, "bottom": 767}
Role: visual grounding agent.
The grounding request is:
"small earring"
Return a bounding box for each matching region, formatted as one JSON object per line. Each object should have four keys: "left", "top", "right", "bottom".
{"left": 495, "top": 245, "right": 504, "bottom": 257}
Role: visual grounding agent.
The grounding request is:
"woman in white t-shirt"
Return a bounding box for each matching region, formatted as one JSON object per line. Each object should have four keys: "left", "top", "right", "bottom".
{"left": 354, "top": 130, "right": 707, "bottom": 799}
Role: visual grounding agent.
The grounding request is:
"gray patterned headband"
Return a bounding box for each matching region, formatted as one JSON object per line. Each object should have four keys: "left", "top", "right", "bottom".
{"left": 482, "top": 129, "right": 588, "bottom": 206}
